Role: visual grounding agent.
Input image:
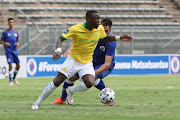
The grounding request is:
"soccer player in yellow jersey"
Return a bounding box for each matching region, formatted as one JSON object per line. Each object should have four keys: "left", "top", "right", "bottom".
{"left": 32, "top": 10, "right": 133, "bottom": 109}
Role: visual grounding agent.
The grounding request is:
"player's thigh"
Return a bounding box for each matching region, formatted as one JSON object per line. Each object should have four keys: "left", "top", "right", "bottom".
{"left": 5, "top": 53, "right": 14, "bottom": 64}
{"left": 78, "top": 62, "right": 95, "bottom": 78}
{"left": 58, "top": 56, "right": 80, "bottom": 79}
{"left": 13, "top": 53, "right": 20, "bottom": 64}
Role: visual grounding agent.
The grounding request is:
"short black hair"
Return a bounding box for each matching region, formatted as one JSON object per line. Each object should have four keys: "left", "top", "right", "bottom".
{"left": 101, "top": 19, "right": 112, "bottom": 28}
{"left": 8, "top": 18, "right": 14, "bottom": 21}
{"left": 86, "top": 10, "right": 98, "bottom": 19}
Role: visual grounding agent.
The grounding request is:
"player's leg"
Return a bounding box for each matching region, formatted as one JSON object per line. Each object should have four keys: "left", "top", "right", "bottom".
{"left": 32, "top": 72, "right": 67, "bottom": 109}
{"left": 51, "top": 74, "right": 78, "bottom": 105}
{"left": 6, "top": 53, "right": 13, "bottom": 86}
{"left": 8, "top": 64, "right": 13, "bottom": 86}
{"left": 12, "top": 54, "right": 20, "bottom": 85}
{"left": 93, "top": 64, "right": 115, "bottom": 90}
{"left": 93, "top": 78, "right": 106, "bottom": 90}
{"left": 32, "top": 55, "right": 78, "bottom": 109}
{"left": 66, "top": 62, "right": 95, "bottom": 104}
{"left": 94, "top": 64, "right": 116, "bottom": 106}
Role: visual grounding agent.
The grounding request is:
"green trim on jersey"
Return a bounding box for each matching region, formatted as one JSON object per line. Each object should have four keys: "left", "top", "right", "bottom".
{"left": 61, "top": 34, "right": 67, "bottom": 40}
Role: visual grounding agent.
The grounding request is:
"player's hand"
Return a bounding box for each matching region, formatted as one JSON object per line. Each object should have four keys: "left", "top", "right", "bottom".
{"left": 15, "top": 42, "right": 19, "bottom": 47}
{"left": 120, "top": 35, "right": 133, "bottom": 41}
{"left": 63, "top": 50, "right": 69, "bottom": 58}
{"left": 52, "top": 52, "right": 62, "bottom": 61}
{"left": 4, "top": 42, "right": 10, "bottom": 47}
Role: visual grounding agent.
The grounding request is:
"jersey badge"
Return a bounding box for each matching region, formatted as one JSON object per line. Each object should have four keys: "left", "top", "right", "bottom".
{"left": 100, "top": 46, "right": 105, "bottom": 51}
{"left": 14, "top": 33, "right": 17, "bottom": 37}
{"left": 8, "top": 58, "right": 11, "bottom": 62}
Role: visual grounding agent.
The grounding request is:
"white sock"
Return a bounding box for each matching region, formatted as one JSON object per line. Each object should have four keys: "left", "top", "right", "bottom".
{"left": 93, "top": 78, "right": 100, "bottom": 86}
{"left": 14, "top": 69, "right": 18, "bottom": 74}
{"left": 70, "top": 82, "right": 88, "bottom": 93}
{"left": 36, "top": 82, "right": 57, "bottom": 104}
{"left": 66, "top": 79, "right": 74, "bottom": 84}
{"left": 9, "top": 70, "right": 13, "bottom": 82}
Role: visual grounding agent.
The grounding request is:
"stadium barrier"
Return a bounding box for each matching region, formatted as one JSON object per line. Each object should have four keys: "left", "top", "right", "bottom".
{"left": 0, "top": 55, "right": 179, "bottom": 78}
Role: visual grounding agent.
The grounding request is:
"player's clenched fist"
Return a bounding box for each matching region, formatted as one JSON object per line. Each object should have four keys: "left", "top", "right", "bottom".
{"left": 52, "top": 52, "right": 61, "bottom": 61}
{"left": 120, "top": 34, "right": 133, "bottom": 41}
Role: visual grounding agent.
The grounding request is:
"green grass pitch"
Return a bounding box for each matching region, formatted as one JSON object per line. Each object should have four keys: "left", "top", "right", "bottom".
{"left": 0, "top": 75, "right": 180, "bottom": 120}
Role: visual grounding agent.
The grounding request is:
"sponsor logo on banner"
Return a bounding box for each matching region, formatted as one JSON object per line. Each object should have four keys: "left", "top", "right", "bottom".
{"left": 114, "top": 60, "right": 168, "bottom": 69}
{"left": 111, "top": 56, "right": 169, "bottom": 75}
{"left": 27, "top": 58, "right": 37, "bottom": 76}
{"left": 170, "top": 56, "right": 180, "bottom": 74}
{"left": 0, "top": 66, "right": 7, "bottom": 76}
{"left": 27, "top": 56, "right": 65, "bottom": 77}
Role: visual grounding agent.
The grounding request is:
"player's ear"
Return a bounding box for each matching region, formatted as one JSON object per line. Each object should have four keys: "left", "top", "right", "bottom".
{"left": 86, "top": 17, "right": 91, "bottom": 22}
{"left": 109, "top": 29, "right": 111, "bottom": 32}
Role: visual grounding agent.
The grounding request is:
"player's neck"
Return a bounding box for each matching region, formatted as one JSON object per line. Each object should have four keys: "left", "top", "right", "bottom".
{"left": 86, "top": 22, "right": 93, "bottom": 30}
{"left": 9, "top": 27, "right": 14, "bottom": 30}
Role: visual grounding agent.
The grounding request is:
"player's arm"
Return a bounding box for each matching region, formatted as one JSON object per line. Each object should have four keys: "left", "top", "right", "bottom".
{"left": 15, "top": 40, "right": 20, "bottom": 47}
{"left": 63, "top": 45, "right": 72, "bottom": 58}
{"left": 0, "top": 40, "right": 10, "bottom": 47}
{"left": 52, "top": 36, "right": 65, "bottom": 61}
{"left": 95, "top": 55, "right": 113, "bottom": 77}
{"left": 53, "top": 26, "right": 75, "bottom": 61}
{"left": 103, "top": 34, "right": 133, "bottom": 42}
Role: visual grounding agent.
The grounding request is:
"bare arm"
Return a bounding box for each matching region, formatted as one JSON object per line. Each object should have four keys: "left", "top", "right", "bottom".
{"left": 103, "top": 34, "right": 133, "bottom": 42}
{"left": 52, "top": 36, "right": 65, "bottom": 61}
{"left": 0, "top": 40, "right": 10, "bottom": 47}
{"left": 15, "top": 40, "right": 20, "bottom": 47}
{"left": 95, "top": 55, "right": 113, "bottom": 79}
{"left": 56, "top": 36, "right": 64, "bottom": 48}
{"left": 63, "top": 45, "right": 72, "bottom": 58}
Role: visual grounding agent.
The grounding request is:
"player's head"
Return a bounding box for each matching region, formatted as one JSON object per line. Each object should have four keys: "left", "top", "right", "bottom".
{"left": 8, "top": 18, "right": 14, "bottom": 28}
{"left": 86, "top": 10, "right": 100, "bottom": 29}
{"left": 101, "top": 19, "right": 112, "bottom": 34}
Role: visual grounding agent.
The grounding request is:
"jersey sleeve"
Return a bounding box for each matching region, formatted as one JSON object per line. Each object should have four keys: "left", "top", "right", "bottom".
{"left": 106, "top": 41, "right": 116, "bottom": 56}
{"left": 99, "top": 25, "right": 107, "bottom": 39}
{"left": 61, "top": 26, "right": 76, "bottom": 40}
{"left": 1, "top": 32, "right": 6, "bottom": 41}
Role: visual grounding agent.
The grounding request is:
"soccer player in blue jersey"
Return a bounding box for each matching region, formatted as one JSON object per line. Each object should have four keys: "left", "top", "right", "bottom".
{"left": 32, "top": 11, "right": 133, "bottom": 109}
{"left": 0, "top": 18, "right": 20, "bottom": 86}
{"left": 51, "top": 19, "right": 116, "bottom": 105}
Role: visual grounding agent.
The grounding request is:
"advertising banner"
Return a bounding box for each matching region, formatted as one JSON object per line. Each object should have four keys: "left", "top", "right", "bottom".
{"left": 0, "top": 56, "right": 27, "bottom": 78}
{"left": 111, "top": 55, "right": 169, "bottom": 75}
{"left": 2, "top": 55, "right": 177, "bottom": 79}
{"left": 27, "top": 56, "right": 66, "bottom": 77}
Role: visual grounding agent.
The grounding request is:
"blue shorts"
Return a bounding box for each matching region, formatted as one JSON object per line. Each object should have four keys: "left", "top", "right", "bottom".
{"left": 6, "top": 52, "right": 20, "bottom": 64}
{"left": 75, "top": 63, "right": 115, "bottom": 79}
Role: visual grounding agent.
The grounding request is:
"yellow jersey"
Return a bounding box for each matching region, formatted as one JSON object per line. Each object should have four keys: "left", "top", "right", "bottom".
{"left": 61, "top": 23, "right": 107, "bottom": 63}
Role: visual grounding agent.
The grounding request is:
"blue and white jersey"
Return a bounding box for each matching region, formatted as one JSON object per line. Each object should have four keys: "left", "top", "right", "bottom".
{"left": 93, "top": 32, "right": 116, "bottom": 68}
{"left": 1, "top": 29, "right": 19, "bottom": 54}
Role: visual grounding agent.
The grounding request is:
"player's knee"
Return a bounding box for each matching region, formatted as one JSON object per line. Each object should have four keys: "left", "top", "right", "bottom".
{"left": 85, "top": 80, "right": 94, "bottom": 88}
{"left": 9, "top": 64, "right": 12, "bottom": 70}
{"left": 53, "top": 72, "right": 67, "bottom": 87}
{"left": 16, "top": 64, "right": 20, "bottom": 70}
{"left": 53, "top": 78, "right": 61, "bottom": 87}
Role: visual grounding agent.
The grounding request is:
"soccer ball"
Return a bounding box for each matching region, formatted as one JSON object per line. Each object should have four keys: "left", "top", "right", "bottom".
{"left": 99, "top": 88, "right": 116, "bottom": 104}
